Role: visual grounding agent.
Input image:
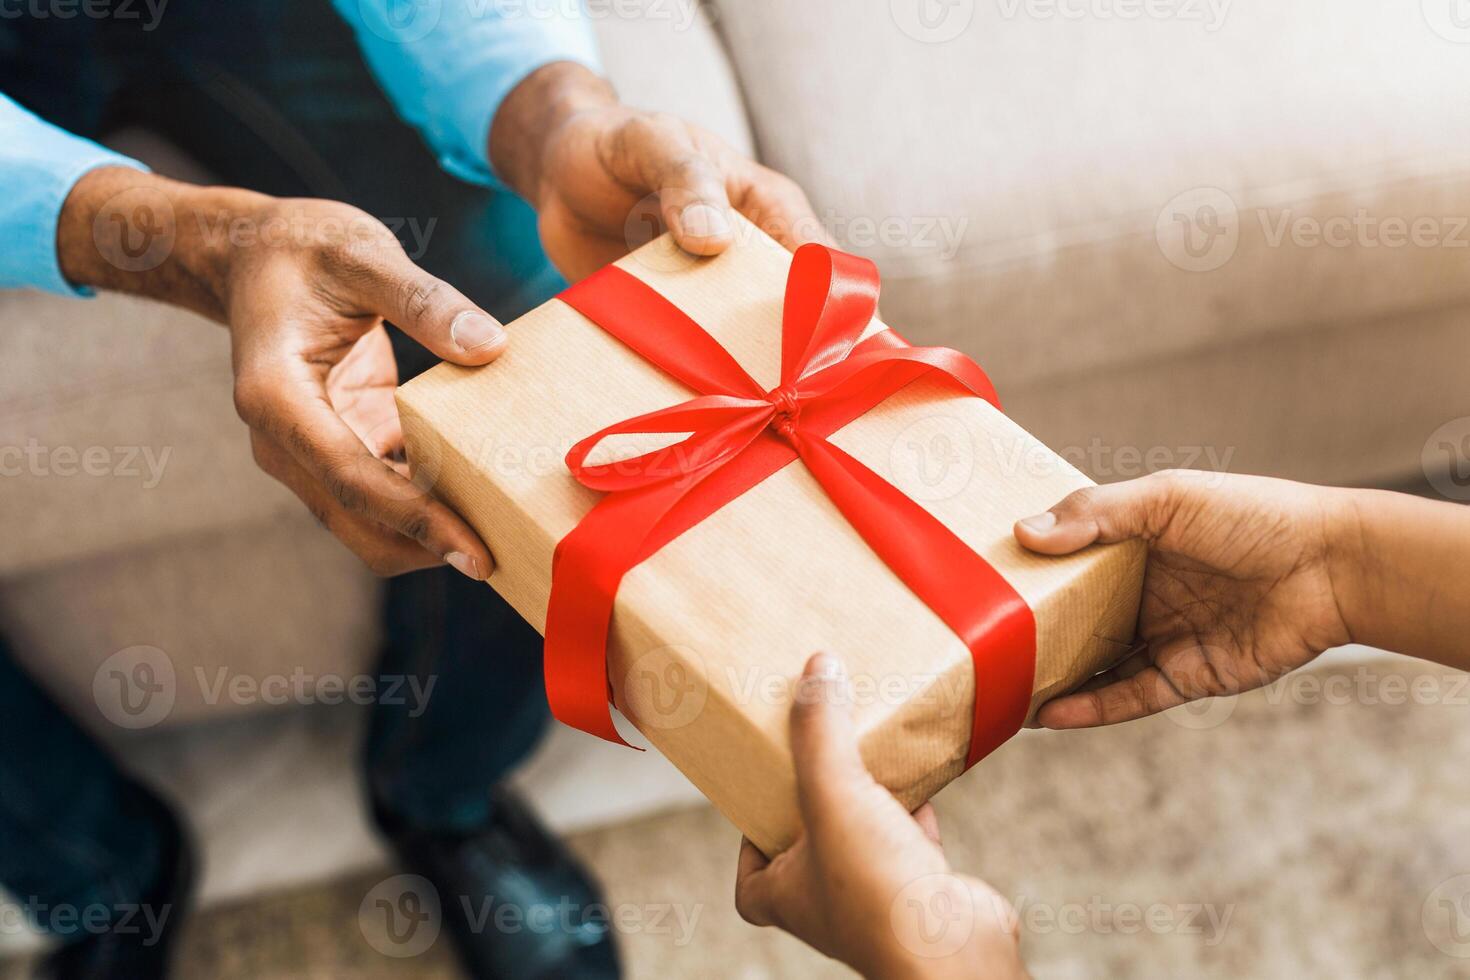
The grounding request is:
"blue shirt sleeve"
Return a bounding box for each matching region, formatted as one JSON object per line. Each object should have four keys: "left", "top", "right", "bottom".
{"left": 334, "top": 0, "right": 602, "bottom": 189}
{"left": 0, "top": 94, "right": 148, "bottom": 296}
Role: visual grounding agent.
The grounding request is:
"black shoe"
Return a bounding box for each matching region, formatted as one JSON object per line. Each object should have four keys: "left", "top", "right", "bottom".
{"left": 372, "top": 786, "right": 620, "bottom": 980}
{"left": 38, "top": 782, "right": 195, "bottom": 980}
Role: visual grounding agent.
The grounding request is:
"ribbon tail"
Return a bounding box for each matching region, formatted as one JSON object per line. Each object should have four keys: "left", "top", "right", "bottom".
{"left": 544, "top": 479, "right": 694, "bottom": 746}
{"left": 792, "top": 433, "right": 1037, "bottom": 768}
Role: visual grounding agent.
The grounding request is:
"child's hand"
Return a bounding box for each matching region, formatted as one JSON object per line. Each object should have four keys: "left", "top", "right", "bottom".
{"left": 734, "top": 655, "right": 1026, "bottom": 979}
{"left": 1014, "top": 472, "right": 1359, "bottom": 728}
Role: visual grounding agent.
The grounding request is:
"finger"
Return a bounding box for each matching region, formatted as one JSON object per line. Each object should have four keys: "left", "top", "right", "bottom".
{"left": 235, "top": 364, "right": 493, "bottom": 580}
{"left": 612, "top": 115, "right": 736, "bottom": 256}
{"left": 656, "top": 154, "right": 735, "bottom": 256}
{"left": 733, "top": 838, "right": 778, "bottom": 927}
{"left": 1013, "top": 471, "right": 1188, "bottom": 556}
{"left": 736, "top": 836, "right": 771, "bottom": 879}
{"left": 789, "top": 653, "right": 876, "bottom": 841}
{"left": 730, "top": 161, "right": 830, "bottom": 252}
{"left": 249, "top": 432, "right": 444, "bottom": 576}
{"left": 1036, "top": 660, "right": 1192, "bottom": 729}
{"left": 331, "top": 244, "right": 509, "bottom": 366}
{"left": 912, "top": 803, "right": 942, "bottom": 846}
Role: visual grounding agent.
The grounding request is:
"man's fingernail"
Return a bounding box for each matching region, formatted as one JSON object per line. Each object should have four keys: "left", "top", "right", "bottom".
{"left": 445, "top": 551, "right": 486, "bottom": 581}
{"left": 1020, "top": 511, "right": 1057, "bottom": 533}
{"left": 809, "top": 653, "right": 844, "bottom": 682}
{"left": 679, "top": 203, "right": 732, "bottom": 240}
{"left": 450, "top": 312, "right": 506, "bottom": 354}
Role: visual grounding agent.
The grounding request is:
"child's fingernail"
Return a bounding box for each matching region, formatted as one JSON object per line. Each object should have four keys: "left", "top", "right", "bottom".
{"left": 1020, "top": 511, "right": 1057, "bottom": 533}
{"left": 808, "top": 653, "right": 844, "bottom": 682}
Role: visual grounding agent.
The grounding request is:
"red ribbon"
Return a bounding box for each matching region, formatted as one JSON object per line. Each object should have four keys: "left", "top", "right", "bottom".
{"left": 544, "top": 244, "right": 1036, "bottom": 769}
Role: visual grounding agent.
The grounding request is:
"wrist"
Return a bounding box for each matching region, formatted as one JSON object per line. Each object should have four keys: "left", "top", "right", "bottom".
{"left": 57, "top": 167, "right": 266, "bottom": 321}
{"left": 1322, "top": 486, "right": 1377, "bottom": 648}
{"left": 488, "top": 60, "right": 616, "bottom": 207}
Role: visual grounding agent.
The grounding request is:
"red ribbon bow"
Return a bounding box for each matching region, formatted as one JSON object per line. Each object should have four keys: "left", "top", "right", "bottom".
{"left": 545, "top": 243, "right": 1036, "bottom": 768}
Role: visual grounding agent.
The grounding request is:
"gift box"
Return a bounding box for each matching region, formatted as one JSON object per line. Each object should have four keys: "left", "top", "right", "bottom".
{"left": 397, "top": 216, "right": 1144, "bottom": 855}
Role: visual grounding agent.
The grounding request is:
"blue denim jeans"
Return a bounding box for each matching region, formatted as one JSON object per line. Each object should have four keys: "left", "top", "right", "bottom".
{"left": 0, "top": 0, "right": 561, "bottom": 932}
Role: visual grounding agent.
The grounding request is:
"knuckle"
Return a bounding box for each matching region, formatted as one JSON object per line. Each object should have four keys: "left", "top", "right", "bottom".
{"left": 641, "top": 111, "right": 682, "bottom": 136}
{"left": 248, "top": 434, "right": 272, "bottom": 470}
{"left": 397, "top": 510, "right": 431, "bottom": 545}
{"left": 320, "top": 229, "right": 402, "bottom": 281}
{"left": 397, "top": 276, "right": 444, "bottom": 326}
{"left": 320, "top": 457, "right": 367, "bottom": 514}
{"left": 232, "top": 374, "right": 270, "bottom": 426}
{"left": 733, "top": 885, "right": 770, "bottom": 928}
{"left": 622, "top": 113, "right": 665, "bottom": 149}
{"left": 1056, "top": 485, "right": 1096, "bottom": 517}
{"left": 1150, "top": 468, "right": 1190, "bottom": 488}
{"left": 306, "top": 500, "right": 335, "bottom": 533}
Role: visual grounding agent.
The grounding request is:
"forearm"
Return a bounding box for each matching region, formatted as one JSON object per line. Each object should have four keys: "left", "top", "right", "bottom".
{"left": 1332, "top": 487, "right": 1470, "bottom": 671}
{"left": 488, "top": 61, "right": 615, "bottom": 208}
{"left": 56, "top": 167, "right": 265, "bottom": 323}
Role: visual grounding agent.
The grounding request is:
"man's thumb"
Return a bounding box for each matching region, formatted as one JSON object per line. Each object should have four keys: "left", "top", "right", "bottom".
{"left": 364, "top": 252, "right": 508, "bottom": 366}
{"left": 654, "top": 154, "right": 735, "bottom": 257}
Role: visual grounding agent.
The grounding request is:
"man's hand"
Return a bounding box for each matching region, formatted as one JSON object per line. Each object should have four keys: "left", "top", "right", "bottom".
{"left": 1014, "top": 471, "right": 1359, "bottom": 728}
{"left": 735, "top": 654, "right": 1026, "bottom": 980}
{"left": 491, "top": 62, "right": 826, "bottom": 281}
{"left": 58, "top": 168, "right": 501, "bottom": 579}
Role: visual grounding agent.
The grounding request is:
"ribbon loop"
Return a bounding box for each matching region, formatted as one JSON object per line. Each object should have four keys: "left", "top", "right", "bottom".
{"left": 566, "top": 395, "right": 770, "bottom": 492}
{"left": 781, "top": 244, "right": 881, "bottom": 386}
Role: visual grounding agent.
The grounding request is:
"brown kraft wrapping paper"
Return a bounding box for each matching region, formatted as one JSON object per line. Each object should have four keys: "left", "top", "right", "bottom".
{"left": 397, "top": 216, "right": 1145, "bottom": 855}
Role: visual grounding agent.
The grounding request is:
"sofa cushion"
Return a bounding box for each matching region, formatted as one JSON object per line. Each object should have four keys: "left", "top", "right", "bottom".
{"left": 594, "top": 0, "right": 753, "bottom": 155}
{"left": 710, "top": 0, "right": 1470, "bottom": 386}
{"left": 0, "top": 291, "right": 305, "bottom": 574}
{"left": 1, "top": 511, "right": 383, "bottom": 730}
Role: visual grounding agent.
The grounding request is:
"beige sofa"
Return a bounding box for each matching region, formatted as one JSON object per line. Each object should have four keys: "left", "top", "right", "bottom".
{"left": 3, "top": 0, "right": 1469, "bottom": 907}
